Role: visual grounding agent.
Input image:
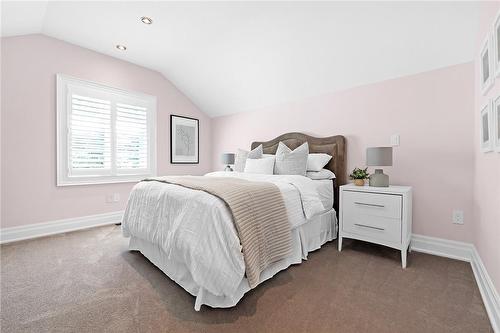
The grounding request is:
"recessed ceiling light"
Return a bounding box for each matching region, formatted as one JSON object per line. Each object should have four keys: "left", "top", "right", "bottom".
{"left": 141, "top": 16, "right": 153, "bottom": 25}
{"left": 116, "top": 45, "right": 127, "bottom": 51}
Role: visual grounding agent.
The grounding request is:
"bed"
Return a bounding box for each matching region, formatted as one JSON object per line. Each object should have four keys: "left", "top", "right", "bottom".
{"left": 122, "top": 132, "right": 346, "bottom": 310}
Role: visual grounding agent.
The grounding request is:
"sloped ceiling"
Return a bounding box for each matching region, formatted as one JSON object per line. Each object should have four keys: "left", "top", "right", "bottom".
{"left": 1, "top": 1, "right": 479, "bottom": 117}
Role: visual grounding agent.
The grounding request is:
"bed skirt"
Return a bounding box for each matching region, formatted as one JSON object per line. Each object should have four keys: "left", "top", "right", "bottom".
{"left": 128, "top": 208, "right": 337, "bottom": 311}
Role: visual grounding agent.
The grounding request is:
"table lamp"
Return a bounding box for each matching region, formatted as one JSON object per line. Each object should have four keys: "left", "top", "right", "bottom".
{"left": 221, "top": 153, "right": 235, "bottom": 171}
{"left": 366, "top": 147, "right": 392, "bottom": 187}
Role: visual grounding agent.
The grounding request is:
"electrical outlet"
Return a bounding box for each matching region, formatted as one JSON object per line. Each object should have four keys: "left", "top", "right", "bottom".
{"left": 452, "top": 210, "right": 464, "bottom": 225}
{"left": 390, "top": 134, "right": 400, "bottom": 146}
{"left": 106, "top": 193, "right": 120, "bottom": 203}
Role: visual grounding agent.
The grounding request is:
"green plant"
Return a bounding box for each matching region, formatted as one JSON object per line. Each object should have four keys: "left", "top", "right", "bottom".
{"left": 349, "top": 167, "right": 370, "bottom": 180}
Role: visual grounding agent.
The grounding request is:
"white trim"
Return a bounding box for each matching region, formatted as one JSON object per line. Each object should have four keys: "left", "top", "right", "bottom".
{"left": 471, "top": 246, "right": 500, "bottom": 333}
{"left": 410, "top": 234, "right": 473, "bottom": 262}
{"left": 411, "top": 234, "right": 500, "bottom": 332}
{"left": 55, "top": 176, "right": 146, "bottom": 187}
{"left": 0, "top": 211, "right": 123, "bottom": 244}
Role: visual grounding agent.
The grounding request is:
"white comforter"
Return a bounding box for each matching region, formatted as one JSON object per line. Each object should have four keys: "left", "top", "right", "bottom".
{"left": 122, "top": 171, "right": 328, "bottom": 297}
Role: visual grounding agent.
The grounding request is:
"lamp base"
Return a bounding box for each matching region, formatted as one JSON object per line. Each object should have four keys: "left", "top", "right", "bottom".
{"left": 224, "top": 165, "right": 233, "bottom": 172}
{"left": 369, "top": 169, "right": 389, "bottom": 187}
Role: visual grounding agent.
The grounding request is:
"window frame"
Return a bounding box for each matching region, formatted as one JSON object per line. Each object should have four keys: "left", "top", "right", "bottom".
{"left": 56, "top": 74, "right": 157, "bottom": 186}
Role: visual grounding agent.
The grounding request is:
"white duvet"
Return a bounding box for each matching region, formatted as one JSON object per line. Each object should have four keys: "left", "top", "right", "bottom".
{"left": 122, "top": 171, "right": 329, "bottom": 297}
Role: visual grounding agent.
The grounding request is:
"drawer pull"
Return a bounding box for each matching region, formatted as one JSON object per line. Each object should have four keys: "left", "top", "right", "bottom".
{"left": 354, "top": 202, "right": 385, "bottom": 208}
{"left": 354, "top": 223, "right": 385, "bottom": 231}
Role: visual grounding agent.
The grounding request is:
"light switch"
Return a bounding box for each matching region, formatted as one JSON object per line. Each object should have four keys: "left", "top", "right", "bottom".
{"left": 390, "top": 134, "right": 400, "bottom": 146}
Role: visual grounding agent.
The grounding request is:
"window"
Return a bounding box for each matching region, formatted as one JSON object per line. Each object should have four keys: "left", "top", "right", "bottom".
{"left": 57, "top": 74, "right": 156, "bottom": 185}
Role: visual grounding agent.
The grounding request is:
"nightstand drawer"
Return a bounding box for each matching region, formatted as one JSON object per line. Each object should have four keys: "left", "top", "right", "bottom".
{"left": 342, "top": 191, "right": 402, "bottom": 219}
{"left": 342, "top": 214, "right": 401, "bottom": 244}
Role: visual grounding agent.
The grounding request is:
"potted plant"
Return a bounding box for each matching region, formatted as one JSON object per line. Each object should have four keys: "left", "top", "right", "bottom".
{"left": 349, "top": 167, "right": 370, "bottom": 186}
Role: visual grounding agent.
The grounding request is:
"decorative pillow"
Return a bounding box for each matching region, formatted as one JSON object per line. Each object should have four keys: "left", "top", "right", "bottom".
{"left": 307, "top": 153, "right": 332, "bottom": 172}
{"left": 274, "top": 142, "right": 309, "bottom": 176}
{"left": 306, "top": 169, "right": 336, "bottom": 180}
{"left": 234, "top": 145, "right": 263, "bottom": 172}
{"left": 244, "top": 157, "right": 275, "bottom": 175}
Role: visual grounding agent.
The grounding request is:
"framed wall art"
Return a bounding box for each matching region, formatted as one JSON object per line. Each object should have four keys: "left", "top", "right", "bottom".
{"left": 493, "top": 95, "right": 500, "bottom": 152}
{"left": 480, "top": 35, "right": 494, "bottom": 95}
{"left": 480, "top": 102, "right": 493, "bottom": 153}
{"left": 170, "top": 115, "right": 199, "bottom": 164}
{"left": 494, "top": 10, "right": 500, "bottom": 78}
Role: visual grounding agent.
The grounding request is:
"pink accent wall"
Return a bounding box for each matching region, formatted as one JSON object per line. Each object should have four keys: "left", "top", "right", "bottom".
{"left": 1, "top": 34, "right": 212, "bottom": 228}
{"left": 474, "top": 2, "right": 500, "bottom": 293}
{"left": 212, "top": 63, "right": 476, "bottom": 243}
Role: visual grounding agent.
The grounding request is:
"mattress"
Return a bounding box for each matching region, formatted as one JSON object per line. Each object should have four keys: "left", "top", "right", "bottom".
{"left": 128, "top": 208, "right": 337, "bottom": 310}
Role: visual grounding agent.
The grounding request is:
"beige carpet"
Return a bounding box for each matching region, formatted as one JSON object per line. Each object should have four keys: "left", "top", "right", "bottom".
{"left": 0, "top": 225, "right": 492, "bottom": 333}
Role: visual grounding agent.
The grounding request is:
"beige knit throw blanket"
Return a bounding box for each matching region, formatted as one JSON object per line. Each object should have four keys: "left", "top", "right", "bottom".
{"left": 144, "top": 176, "right": 292, "bottom": 288}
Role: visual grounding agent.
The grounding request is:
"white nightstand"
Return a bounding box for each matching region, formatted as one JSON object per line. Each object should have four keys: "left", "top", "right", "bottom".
{"left": 338, "top": 184, "right": 413, "bottom": 268}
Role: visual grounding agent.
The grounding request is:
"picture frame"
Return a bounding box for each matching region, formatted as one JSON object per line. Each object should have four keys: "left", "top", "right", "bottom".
{"left": 493, "top": 95, "right": 500, "bottom": 152}
{"left": 480, "top": 102, "right": 493, "bottom": 153}
{"left": 170, "top": 114, "right": 199, "bottom": 164}
{"left": 494, "top": 10, "right": 500, "bottom": 78}
{"left": 480, "top": 35, "right": 494, "bottom": 95}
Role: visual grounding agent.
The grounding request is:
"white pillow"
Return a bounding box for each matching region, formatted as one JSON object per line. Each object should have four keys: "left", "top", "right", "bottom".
{"left": 234, "top": 145, "right": 263, "bottom": 172}
{"left": 244, "top": 157, "right": 275, "bottom": 175}
{"left": 307, "top": 153, "right": 332, "bottom": 172}
{"left": 306, "top": 169, "right": 336, "bottom": 180}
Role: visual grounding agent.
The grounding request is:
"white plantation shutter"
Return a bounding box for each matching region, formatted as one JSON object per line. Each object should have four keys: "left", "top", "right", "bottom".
{"left": 69, "top": 94, "right": 112, "bottom": 174}
{"left": 116, "top": 103, "right": 148, "bottom": 171}
{"left": 57, "top": 75, "right": 156, "bottom": 186}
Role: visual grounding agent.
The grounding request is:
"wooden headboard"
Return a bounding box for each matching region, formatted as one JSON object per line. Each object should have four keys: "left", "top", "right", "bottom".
{"left": 251, "top": 132, "right": 347, "bottom": 185}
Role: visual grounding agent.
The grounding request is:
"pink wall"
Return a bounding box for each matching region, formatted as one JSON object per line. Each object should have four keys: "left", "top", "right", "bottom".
{"left": 212, "top": 63, "right": 476, "bottom": 243}
{"left": 1, "top": 34, "right": 212, "bottom": 228}
{"left": 473, "top": 2, "right": 500, "bottom": 293}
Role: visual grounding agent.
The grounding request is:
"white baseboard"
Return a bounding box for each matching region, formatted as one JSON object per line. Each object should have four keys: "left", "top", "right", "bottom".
{"left": 411, "top": 234, "right": 499, "bottom": 332}
{"left": 471, "top": 246, "right": 500, "bottom": 333}
{"left": 0, "top": 211, "right": 124, "bottom": 244}
{"left": 410, "top": 234, "right": 473, "bottom": 262}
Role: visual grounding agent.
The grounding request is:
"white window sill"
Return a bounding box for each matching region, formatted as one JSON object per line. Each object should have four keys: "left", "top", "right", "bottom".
{"left": 56, "top": 175, "right": 154, "bottom": 187}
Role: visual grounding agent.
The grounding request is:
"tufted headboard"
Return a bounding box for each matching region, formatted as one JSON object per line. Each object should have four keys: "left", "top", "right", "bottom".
{"left": 251, "top": 132, "right": 347, "bottom": 213}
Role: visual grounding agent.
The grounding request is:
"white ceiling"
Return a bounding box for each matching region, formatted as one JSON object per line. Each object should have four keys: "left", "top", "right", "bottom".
{"left": 1, "top": 1, "right": 479, "bottom": 117}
